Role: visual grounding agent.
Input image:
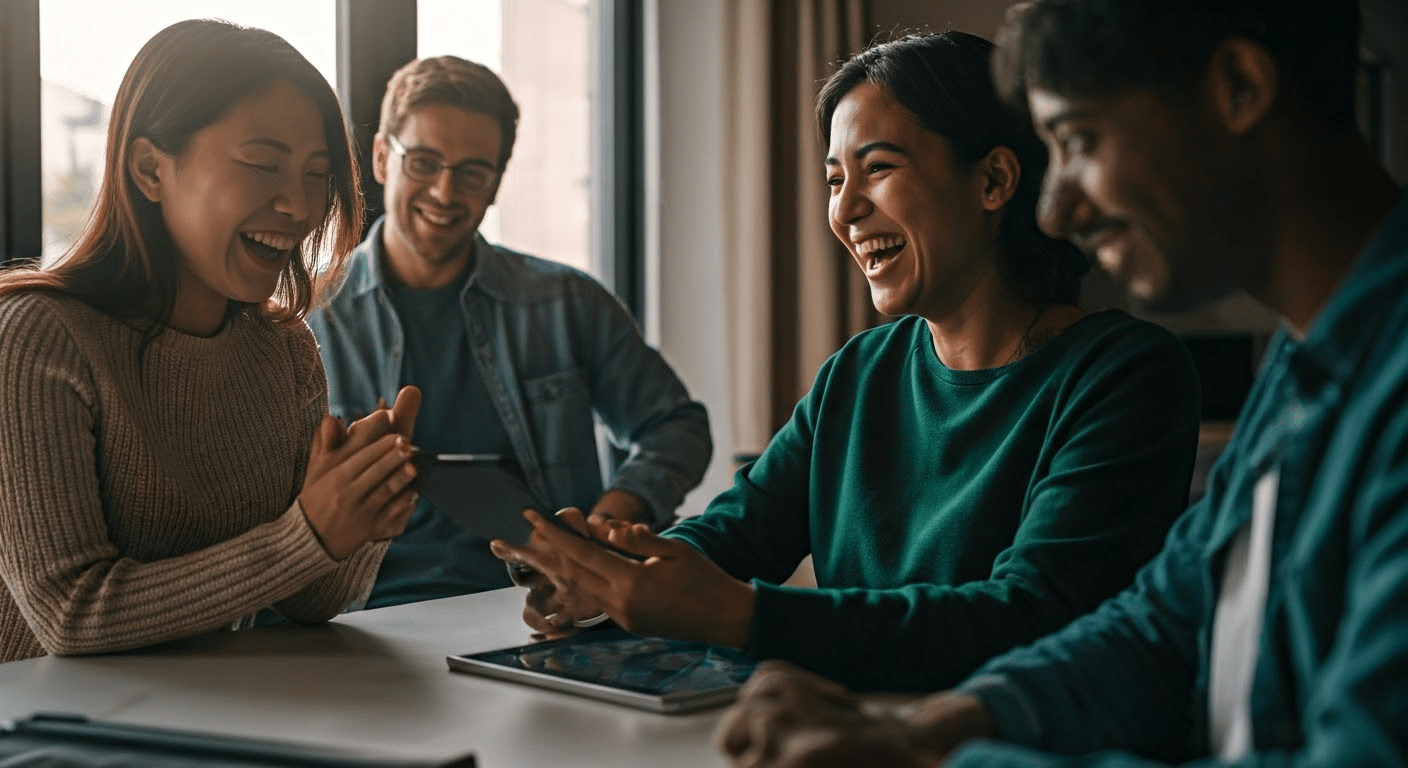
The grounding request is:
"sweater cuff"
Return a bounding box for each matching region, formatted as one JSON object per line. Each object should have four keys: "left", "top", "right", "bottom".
{"left": 957, "top": 674, "right": 1044, "bottom": 747}
{"left": 745, "top": 580, "right": 829, "bottom": 660}
{"left": 282, "top": 498, "right": 341, "bottom": 567}
{"left": 606, "top": 470, "right": 677, "bottom": 528}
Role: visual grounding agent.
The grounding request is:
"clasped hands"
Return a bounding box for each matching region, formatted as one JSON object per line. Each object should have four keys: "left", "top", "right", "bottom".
{"left": 298, "top": 385, "right": 422, "bottom": 560}
{"left": 487, "top": 507, "right": 757, "bottom": 649}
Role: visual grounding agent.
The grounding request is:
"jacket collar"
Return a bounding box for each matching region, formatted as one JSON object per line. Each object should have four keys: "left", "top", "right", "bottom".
{"left": 344, "top": 215, "right": 515, "bottom": 302}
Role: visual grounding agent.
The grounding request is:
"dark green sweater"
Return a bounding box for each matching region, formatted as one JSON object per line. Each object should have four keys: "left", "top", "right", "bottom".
{"left": 666, "top": 310, "right": 1200, "bottom": 691}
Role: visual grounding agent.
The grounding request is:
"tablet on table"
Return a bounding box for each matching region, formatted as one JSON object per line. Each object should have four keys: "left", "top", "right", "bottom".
{"left": 446, "top": 628, "right": 757, "bottom": 714}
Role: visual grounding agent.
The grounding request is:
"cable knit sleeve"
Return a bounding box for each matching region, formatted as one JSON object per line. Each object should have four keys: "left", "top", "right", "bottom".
{"left": 268, "top": 319, "right": 387, "bottom": 622}
{"left": 0, "top": 295, "right": 367, "bottom": 660}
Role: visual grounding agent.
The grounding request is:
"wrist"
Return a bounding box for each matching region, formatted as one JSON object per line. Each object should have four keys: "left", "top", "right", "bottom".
{"left": 903, "top": 691, "right": 995, "bottom": 759}
{"left": 713, "top": 580, "right": 756, "bottom": 649}
{"left": 296, "top": 497, "right": 347, "bottom": 561}
{"left": 590, "top": 489, "right": 653, "bottom": 525}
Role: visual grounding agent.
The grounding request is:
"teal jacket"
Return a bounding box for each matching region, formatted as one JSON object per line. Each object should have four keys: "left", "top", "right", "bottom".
{"left": 666, "top": 310, "right": 1201, "bottom": 691}
{"left": 956, "top": 192, "right": 1408, "bottom": 767}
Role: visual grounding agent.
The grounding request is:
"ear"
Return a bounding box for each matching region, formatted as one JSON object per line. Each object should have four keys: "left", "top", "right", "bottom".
{"left": 484, "top": 169, "right": 504, "bottom": 208}
{"left": 1206, "top": 38, "right": 1277, "bottom": 136}
{"left": 976, "top": 146, "right": 1021, "bottom": 212}
{"left": 372, "top": 134, "right": 390, "bottom": 185}
{"left": 127, "top": 137, "right": 167, "bottom": 203}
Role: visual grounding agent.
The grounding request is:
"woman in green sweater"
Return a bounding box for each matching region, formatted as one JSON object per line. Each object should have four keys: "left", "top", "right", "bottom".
{"left": 0, "top": 20, "right": 421, "bottom": 663}
{"left": 492, "top": 32, "right": 1201, "bottom": 691}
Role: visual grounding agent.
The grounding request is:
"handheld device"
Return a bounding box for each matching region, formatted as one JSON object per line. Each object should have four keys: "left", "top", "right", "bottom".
{"left": 410, "top": 449, "right": 646, "bottom": 561}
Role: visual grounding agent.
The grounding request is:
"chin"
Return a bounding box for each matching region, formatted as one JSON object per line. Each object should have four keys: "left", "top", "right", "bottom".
{"left": 1129, "top": 280, "right": 1240, "bottom": 315}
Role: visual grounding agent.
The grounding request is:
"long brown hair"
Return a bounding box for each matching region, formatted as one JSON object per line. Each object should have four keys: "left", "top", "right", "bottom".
{"left": 0, "top": 19, "right": 363, "bottom": 332}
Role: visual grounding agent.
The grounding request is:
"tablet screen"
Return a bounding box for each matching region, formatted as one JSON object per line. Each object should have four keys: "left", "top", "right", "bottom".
{"left": 461, "top": 629, "right": 757, "bottom": 697}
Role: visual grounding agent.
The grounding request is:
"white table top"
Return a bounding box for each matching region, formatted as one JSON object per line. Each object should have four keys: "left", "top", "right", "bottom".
{"left": 0, "top": 587, "right": 730, "bottom": 767}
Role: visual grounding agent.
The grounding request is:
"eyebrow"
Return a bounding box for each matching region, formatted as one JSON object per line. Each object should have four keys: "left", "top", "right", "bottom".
{"left": 1040, "top": 108, "right": 1096, "bottom": 135}
{"left": 241, "top": 138, "right": 330, "bottom": 158}
{"left": 824, "top": 140, "right": 907, "bottom": 166}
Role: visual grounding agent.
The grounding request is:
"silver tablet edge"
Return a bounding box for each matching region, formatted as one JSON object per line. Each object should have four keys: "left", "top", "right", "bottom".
{"left": 445, "top": 654, "right": 739, "bottom": 715}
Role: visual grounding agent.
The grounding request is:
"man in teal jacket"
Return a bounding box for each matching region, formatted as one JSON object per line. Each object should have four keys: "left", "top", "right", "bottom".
{"left": 716, "top": 1, "right": 1408, "bottom": 766}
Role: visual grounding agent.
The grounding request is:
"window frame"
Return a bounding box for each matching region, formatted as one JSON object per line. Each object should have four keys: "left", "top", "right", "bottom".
{"left": 4, "top": 0, "right": 647, "bottom": 319}
{"left": 1, "top": 0, "right": 41, "bottom": 266}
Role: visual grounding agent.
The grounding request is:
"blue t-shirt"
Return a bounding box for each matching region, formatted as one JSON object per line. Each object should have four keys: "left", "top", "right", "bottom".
{"left": 366, "top": 275, "right": 516, "bottom": 608}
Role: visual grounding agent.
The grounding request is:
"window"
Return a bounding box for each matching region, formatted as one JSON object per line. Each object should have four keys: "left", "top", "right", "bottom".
{"left": 418, "top": 0, "right": 593, "bottom": 275}
{"left": 37, "top": 0, "right": 336, "bottom": 266}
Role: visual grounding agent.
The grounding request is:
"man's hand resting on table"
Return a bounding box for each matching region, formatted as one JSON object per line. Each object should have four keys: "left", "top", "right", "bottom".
{"left": 715, "top": 661, "right": 996, "bottom": 768}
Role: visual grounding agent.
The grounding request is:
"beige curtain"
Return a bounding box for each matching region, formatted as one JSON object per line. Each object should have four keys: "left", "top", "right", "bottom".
{"left": 724, "top": 0, "right": 878, "bottom": 461}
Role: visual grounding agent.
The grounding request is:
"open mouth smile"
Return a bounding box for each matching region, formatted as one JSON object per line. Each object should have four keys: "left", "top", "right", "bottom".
{"left": 240, "top": 231, "right": 299, "bottom": 262}
{"left": 855, "top": 235, "right": 907, "bottom": 273}
{"left": 415, "top": 206, "right": 465, "bottom": 229}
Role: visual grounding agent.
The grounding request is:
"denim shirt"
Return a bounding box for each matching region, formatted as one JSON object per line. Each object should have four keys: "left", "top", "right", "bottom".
{"left": 307, "top": 217, "right": 713, "bottom": 525}
{"left": 953, "top": 191, "right": 1408, "bottom": 767}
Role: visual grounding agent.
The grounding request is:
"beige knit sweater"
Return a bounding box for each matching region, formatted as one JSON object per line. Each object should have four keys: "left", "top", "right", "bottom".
{"left": 0, "top": 292, "right": 386, "bottom": 663}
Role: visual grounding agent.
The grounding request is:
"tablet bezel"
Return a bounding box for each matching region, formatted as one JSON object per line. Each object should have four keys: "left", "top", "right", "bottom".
{"left": 445, "top": 630, "right": 755, "bottom": 714}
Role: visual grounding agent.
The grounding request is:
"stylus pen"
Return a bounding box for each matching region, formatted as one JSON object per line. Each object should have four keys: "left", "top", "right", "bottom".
{"left": 4, "top": 713, "right": 475, "bottom": 767}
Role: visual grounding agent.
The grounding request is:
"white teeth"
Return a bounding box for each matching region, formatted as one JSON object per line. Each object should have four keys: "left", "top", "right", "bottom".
{"left": 243, "top": 231, "right": 298, "bottom": 252}
{"left": 420, "top": 210, "right": 458, "bottom": 227}
{"left": 855, "top": 235, "right": 907, "bottom": 255}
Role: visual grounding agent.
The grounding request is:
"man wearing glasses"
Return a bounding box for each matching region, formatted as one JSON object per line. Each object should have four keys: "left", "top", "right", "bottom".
{"left": 308, "top": 56, "right": 712, "bottom": 610}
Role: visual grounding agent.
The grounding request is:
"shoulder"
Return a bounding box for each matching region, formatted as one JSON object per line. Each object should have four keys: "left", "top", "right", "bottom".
{"left": 235, "top": 312, "right": 326, "bottom": 404}
{"left": 480, "top": 242, "right": 621, "bottom": 305}
{"left": 1058, "top": 309, "right": 1183, "bottom": 352}
{"left": 271, "top": 315, "right": 321, "bottom": 363}
{"left": 0, "top": 291, "right": 98, "bottom": 358}
{"left": 1044, "top": 310, "right": 1192, "bottom": 374}
{"left": 832, "top": 316, "right": 926, "bottom": 361}
{"left": 0, "top": 289, "right": 82, "bottom": 328}
{"left": 809, "top": 316, "right": 926, "bottom": 385}
{"left": 310, "top": 248, "right": 373, "bottom": 315}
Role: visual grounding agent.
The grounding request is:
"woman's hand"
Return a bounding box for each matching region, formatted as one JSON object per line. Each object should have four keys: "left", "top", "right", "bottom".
{"left": 299, "top": 387, "right": 422, "bottom": 560}
{"left": 498, "top": 508, "right": 607, "bottom": 636}
{"left": 490, "top": 509, "right": 756, "bottom": 648}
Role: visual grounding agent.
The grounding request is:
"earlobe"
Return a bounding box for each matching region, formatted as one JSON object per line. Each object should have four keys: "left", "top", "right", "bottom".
{"left": 1210, "top": 38, "right": 1277, "bottom": 135}
{"left": 979, "top": 147, "right": 1021, "bottom": 212}
{"left": 127, "top": 138, "right": 165, "bottom": 203}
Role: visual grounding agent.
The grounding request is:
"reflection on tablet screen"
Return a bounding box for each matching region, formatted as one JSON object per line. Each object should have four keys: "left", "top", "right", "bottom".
{"left": 471, "top": 630, "right": 756, "bottom": 696}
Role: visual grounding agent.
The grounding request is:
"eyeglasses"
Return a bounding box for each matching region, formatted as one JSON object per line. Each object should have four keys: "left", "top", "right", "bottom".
{"left": 386, "top": 134, "right": 498, "bottom": 193}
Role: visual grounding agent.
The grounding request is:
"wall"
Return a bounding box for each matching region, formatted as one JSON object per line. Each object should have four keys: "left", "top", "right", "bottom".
{"left": 645, "top": 0, "right": 735, "bottom": 515}
{"left": 870, "top": 0, "right": 1008, "bottom": 39}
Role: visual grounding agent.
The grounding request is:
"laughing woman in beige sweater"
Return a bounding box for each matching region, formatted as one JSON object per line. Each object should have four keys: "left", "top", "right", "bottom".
{"left": 0, "top": 19, "right": 422, "bottom": 664}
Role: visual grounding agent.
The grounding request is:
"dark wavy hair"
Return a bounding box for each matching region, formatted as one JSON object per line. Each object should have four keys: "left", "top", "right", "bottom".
{"left": 0, "top": 19, "right": 363, "bottom": 335}
{"left": 817, "top": 31, "right": 1089, "bottom": 305}
{"left": 993, "top": 0, "right": 1361, "bottom": 133}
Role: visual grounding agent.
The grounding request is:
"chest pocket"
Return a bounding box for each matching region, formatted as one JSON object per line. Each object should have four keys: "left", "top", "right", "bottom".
{"left": 520, "top": 368, "right": 596, "bottom": 465}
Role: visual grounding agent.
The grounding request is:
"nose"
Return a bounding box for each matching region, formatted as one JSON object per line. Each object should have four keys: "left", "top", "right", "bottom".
{"left": 830, "top": 176, "right": 872, "bottom": 229}
{"left": 272, "top": 171, "right": 312, "bottom": 224}
{"left": 426, "top": 166, "right": 457, "bottom": 203}
{"left": 1036, "top": 162, "right": 1090, "bottom": 239}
